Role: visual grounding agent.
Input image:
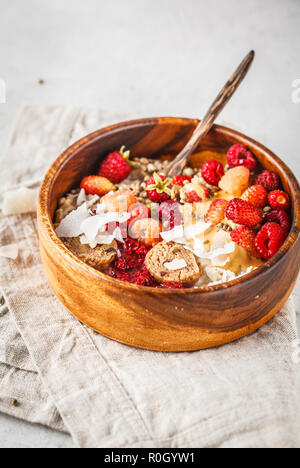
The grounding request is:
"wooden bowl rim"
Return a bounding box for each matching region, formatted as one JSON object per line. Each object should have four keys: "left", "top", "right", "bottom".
{"left": 39, "top": 116, "right": 300, "bottom": 295}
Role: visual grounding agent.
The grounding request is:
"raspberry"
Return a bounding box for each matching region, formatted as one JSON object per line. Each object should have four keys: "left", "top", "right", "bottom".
{"left": 265, "top": 210, "right": 291, "bottom": 232}
{"left": 255, "top": 170, "right": 280, "bottom": 192}
{"left": 226, "top": 198, "right": 263, "bottom": 227}
{"left": 161, "top": 282, "right": 184, "bottom": 289}
{"left": 80, "top": 175, "right": 115, "bottom": 196}
{"left": 230, "top": 226, "right": 259, "bottom": 258}
{"left": 108, "top": 239, "right": 158, "bottom": 287}
{"left": 205, "top": 199, "right": 229, "bottom": 226}
{"left": 114, "top": 239, "right": 148, "bottom": 270}
{"left": 268, "top": 190, "right": 290, "bottom": 211}
{"left": 226, "top": 144, "right": 257, "bottom": 171}
{"left": 171, "top": 176, "right": 192, "bottom": 186}
{"left": 145, "top": 173, "right": 172, "bottom": 203}
{"left": 98, "top": 146, "right": 132, "bottom": 183}
{"left": 131, "top": 266, "right": 157, "bottom": 286}
{"left": 241, "top": 185, "right": 268, "bottom": 208}
{"left": 201, "top": 160, "right": 224, "bottom": 186}
{"left": 255, "top": 222, "right": 287, "bottom": 260}
{"left": 159, "top": 200, "right": 182, "bottom": 231}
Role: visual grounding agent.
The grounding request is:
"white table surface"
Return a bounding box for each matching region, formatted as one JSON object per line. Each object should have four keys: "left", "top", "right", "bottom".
{"left": 0, "top": 0, "right": 299, "bottom": 448}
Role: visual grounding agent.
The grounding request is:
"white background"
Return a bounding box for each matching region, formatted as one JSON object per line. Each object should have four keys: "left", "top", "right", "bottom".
{"left": 0, "top": 0, "right": 299, "bottom": 448}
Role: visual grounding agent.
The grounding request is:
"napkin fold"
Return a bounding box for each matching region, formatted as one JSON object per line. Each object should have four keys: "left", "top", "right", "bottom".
{"left": 0, "top": 106, "right": 299, "bottom": 448}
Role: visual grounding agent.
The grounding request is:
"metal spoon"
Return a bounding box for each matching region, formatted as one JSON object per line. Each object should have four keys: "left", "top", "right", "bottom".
{"left": 166, "top": 50, "right": 255, "bottom": 177}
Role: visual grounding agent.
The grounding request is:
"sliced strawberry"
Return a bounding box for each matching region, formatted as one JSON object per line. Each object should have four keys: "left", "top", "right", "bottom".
{"left": 205, "top": 199, "right": 229, "bottom": 226}
{"left": 80, "top": 175, "right": 115, "bottom": 196}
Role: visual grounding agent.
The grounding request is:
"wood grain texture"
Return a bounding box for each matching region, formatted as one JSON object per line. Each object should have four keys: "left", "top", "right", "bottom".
{"left": 166, "top": 51, "right": 255, "bottom": 176}
{"left": 37, "top": 117, "right": 300, "bottom": 352}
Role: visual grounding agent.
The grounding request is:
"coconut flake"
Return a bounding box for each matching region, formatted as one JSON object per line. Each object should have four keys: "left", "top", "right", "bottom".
{"left": 161, "top": 225, "right": 185, "bottom": 243}
{"left": 1, "top": 187, "right": 39, "bottom": 215}
{"left": 80, "top": 233, "right": 115, "bottom": 248}
{"left": 205, "top": 266, "right": 236, "bottom": 284}
{"left": 199, "top": 242, "right": 235, "bottom": 260}
{"left": 80, "top": 212, "right": 130, "bottom": 242}
{"left": 113, "top": 227, "right": 124, "bottom": 243}
{"left": 0, "top": 244, "right": 19, "bottom": 260}
{"left": 76, "top": 188, "right": 86, "bottom": 206}
{"left": 191, "top": 229, "right": 235, "bottom": 267}
{"left": 86, "top": 194, "right": 100, "bottom": 208}
{"left": 184, "top": 221, "right": 210, "bottom": 240}
{"left": 164, "top": 259, "right": 187, "bottom": 271}
{"left": 56, "top": 203, "right": 89, "bottom": 237}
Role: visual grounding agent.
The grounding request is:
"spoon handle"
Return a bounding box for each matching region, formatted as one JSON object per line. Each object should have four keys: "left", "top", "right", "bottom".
{"left": 166, "top": 50, "right": 255, "bottom": 177}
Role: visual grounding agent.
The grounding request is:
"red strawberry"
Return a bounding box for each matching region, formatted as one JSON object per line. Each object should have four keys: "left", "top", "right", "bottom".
{"left": 255, "top": 170, "right": 280, "bottom": 192}
{"left": 145, "top": 173, "right": 172, "bottom": 203}
{"left": 159, "top": 200, "right": 182, "bottom": 230}
{"left": 186, "top": 191, "right": 202, "bottom": 202}
{"left": 230, "top": 226, "right": 259, "bottom": 257}
{"left": 268, "top": 190, "right": 290, "bottom": 211}
{"left": 80, "top": 175, "right": 115, "bottom": 196}
{"left": 205, "top": 199, "right": 229, "bottom": 226}
{"left": 226, "top": 198, "right": 263, "bottom": 227}
{"left": 241, "top": 185, "right": 268, "bottom": 208}
{"left": 265, "top": 209, "right": 291, "bottom": 232}
{"left": 255, "top": 222, "right": 287, "bottom": 259}
{"left": 171, "top": 176, "right": 192, "bottom": 186}
{"left": 201, "top": 160, "right": 224, "bottom": 186}
{"left": 227, "top": 144, "right": 257, "bottom": 171}
{"left": 98, "top": 146, "right": 132, "bottom": 183}
{"left": 181, "top": 183, "right": 210, "bottom": 203}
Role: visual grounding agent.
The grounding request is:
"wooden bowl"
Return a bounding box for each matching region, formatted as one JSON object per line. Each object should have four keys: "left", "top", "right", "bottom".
{"left": 37, "top": 117, "right": 300, "bottom": 352}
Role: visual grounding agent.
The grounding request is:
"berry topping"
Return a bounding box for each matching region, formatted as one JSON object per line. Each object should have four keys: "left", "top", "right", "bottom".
{"left": 185, "top": 190, "right": 202, "bottom": 202}
{"left": 100, "top": 189, "right": 137, "bottom": 212}
{"left": 109, "top": 240, "right": 158, "bottom": 287}
{"left": 241, "top": 185, "right": 268, "bottom": 208}
{"left": 80, "top": 175, "right": 116, "bottom": 196}
{"left": 158, "top": 200, "right": 182, "bottom": 231}
{"left": 205, "top": 199, "right": 229, "bottom": 226}
{"left": 181, "top": 182, "right": 210, "bottom": 203}
{"left": 114, "top": 239, "right": 148, "bottom": 271}
{"left": 130, "top": 218, "right": 162, "bottom": 247}
{"left": 145, "top": 173, "right": 172, "bottom": 203}
{"left": 132, "top": 266, "right": 158, "bottom": 286}
{"left": 255, "top": 170, "right": 281, "bottom": 192}
{"left": 265, "top": 209, "right": 291, "bottom": 232}
{"left": 98, "top": 146, "right": 132, "bottom": 183}
{"left": 218, "top": 166, "right": 250, "bottom": 197}
{"left": 201, "top": 160, "right": 224, "bottom": 186}
{"left": 230, "top": 226, "right": 259, "bottom": 258}
{"left": 161, "top": 282, "right": 184, "bottom": 289}
{"left": 268, "top": 190, "right": 290, "bottom": 211}
{"left": 254, "top": 222, "right": 287, "bottom": 260}
{"left": 226, "top": 144, "right": 257, "bottom": 171}
{"left": 171, "top": 176, "right": 192, "bottom": 186}
{"left": 226, "top": 198, "right": 263, "bottom": 227}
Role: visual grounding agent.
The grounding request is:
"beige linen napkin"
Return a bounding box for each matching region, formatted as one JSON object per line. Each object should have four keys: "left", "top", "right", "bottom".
{"left": 0, "top": 106, "right": 300, "bottom": 448}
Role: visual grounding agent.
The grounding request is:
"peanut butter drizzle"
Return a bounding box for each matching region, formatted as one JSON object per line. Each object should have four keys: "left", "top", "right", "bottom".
{"left": 183, "top": 191, "right": 264, "bottom": 277}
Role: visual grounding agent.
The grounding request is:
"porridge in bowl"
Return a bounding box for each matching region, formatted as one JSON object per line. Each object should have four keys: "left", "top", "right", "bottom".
{"left": 54, "top": 144, "right": 291, "bottom": 289}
